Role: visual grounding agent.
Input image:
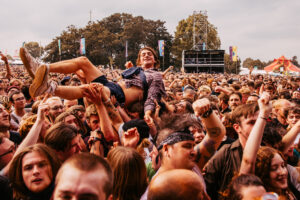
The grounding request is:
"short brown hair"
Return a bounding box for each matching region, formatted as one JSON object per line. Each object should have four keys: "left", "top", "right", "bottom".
{"left": 56, "top": 153, "right": 113, "bottom": 198}
{"left": 231, "top": 103, "right": 259, "bottom": 124}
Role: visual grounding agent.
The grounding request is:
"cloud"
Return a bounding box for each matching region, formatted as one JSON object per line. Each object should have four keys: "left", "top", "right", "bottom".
{"left": 0, "top": 0, "right": 299, "bottom": 62}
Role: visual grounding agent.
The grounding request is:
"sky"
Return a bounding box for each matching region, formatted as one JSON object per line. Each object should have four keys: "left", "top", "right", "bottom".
{"left": 1, "top": 0, "right": 299, "bottom": 62}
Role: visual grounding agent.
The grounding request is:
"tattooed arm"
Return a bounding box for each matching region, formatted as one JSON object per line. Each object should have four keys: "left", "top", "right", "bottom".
{"left": 193, "top": 98, "right": 226, "bottom": 170}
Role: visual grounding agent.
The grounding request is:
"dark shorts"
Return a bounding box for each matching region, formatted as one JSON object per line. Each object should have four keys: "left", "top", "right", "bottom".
{"left": 92, "top": 75, "right": 125, "bottom": 104}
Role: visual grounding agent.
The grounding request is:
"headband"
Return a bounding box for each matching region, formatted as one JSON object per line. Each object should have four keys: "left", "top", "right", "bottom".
{"left": 157, "top": 131, "right": 194, "bottom": 150}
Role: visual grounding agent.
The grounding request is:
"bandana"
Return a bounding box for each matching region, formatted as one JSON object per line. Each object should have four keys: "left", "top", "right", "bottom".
{"left": 157, "top": 131, "right": 194, "bottom": 150}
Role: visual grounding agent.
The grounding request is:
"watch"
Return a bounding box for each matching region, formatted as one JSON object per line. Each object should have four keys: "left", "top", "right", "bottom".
{"left": 201, "top": 107, "right": 213, "bottom": 118}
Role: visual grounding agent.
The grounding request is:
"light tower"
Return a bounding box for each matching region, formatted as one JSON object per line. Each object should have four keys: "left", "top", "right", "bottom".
{"left": 192, "top": 10, "right": 208, "bottom": 50}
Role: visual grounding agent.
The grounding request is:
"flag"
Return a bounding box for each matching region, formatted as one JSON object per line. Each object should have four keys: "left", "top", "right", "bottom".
{"left": 229, "top": 46, "right": 233, "bottom": 61}
{"left": 58, "top": 39, "right": 61, "bottom": 56}
{"left": 232, "top": 46, "right": 237, "bottom": 62}
{"left": 22, "top": 42, "right": 25, "bottom": 47}
{"left": 125, "top": 40, "right": 128, "bottom": 58}
{"left": 158, "top": 40, "right": 165, "bottom": 57}
{"left": 203, "top": 42, "right": 206, "bottom": 50}
{"left": 80, "top": 38, "right": 86, "bottom": 55}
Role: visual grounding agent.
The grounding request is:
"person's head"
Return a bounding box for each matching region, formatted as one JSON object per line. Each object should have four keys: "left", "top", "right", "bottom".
{"left": 9, "top": 79, "right": 22, "bottom": 89}
{"left": 9, "top": 90, "right": 25, "bottom": 110}
{"left": 255, "top": 146, "right": 288, "bottom": 194}
{"left": 54, "top": 153, "right": 113, "bottom": 200}
{"left": 67, "top": 105, "right": 86, "bottom": 123}
{"left": 172, "top": 88, "right": 183, "bottom": 101}
{"left": 229, "top": 92, "right": 242, "bottom": 111}
{"left": 63, "top": 99, "right": 78, "bottom": 110}
{"left": 19, "top": 114, "right": 50, "bottom": 142}
{"left": 222, "top": 174, "right": 266, "bottom": 200}
{"left": 86, "top": 104, "right": 100, "bottom": 131}
{"left": 107, "top": 146, "right": 147, "bottom": 200}
{"left": 0, "top": 135, "right": 15, "bottom": 169}
{"left": 156, "top": 114, "right": 200, "bottom": 170}
{"left": 286, "top": 107, "right": 300, "bottom": 128}
{"left": 136, "top": 46, "right": 160, "bottom": 69}
{"left": 175, "top": 100, "right": 194, "bottom": 114}
{"left": 183, "top": 85, "right": 196, "bottom": 101}
{"left": 198, "top": 85, "right": 212, "bottom": 97}
{"left": 121, "top": 119, "right": 150, "bottom": 147}
{"left": 232, "top": 103, "right": 259, "bottom": 148}
{"left": 189, "top": 125, "right": 205, "bottom": 144}
{"left": 148, "top": 169, "right": 209, "bottom": 200}
{"left": 55, "top": 112, "right": 79, "bottom": 130}
{"left": 9, "top": 144, "right": 60, "bottom": 199}
{"left": 292, "top": 90, "right": 300, "bottom": 99}
{"left": 44, "top": 122, "right": 81, "bottom": 161}
{"left": 218, "top": 92, "right": 229, "bottom": 107}
{"left": 46, "top": 97, "right": 64, "bottom": 122}
{"left": 246, "top": 94, "right": 259, "bottom": 104}
{"left": 0, "top": 103, "right": 10, "bottom": 131}
{"left": 272, "top": 99, "right": 292, "bottom": 126}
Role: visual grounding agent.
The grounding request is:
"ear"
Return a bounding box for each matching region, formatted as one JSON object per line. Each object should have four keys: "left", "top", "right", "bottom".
{"left": 162, "top": 144, "right": 170, "bottom": 157}
{"left": 232, "top": 123, "right": 240, "bottom": 134}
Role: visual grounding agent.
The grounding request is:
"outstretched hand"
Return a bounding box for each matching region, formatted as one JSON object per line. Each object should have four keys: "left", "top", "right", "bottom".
{"left": 0, "top": 53, "right": 8, "bottom": 63}
{"left": 82, "top": 83, "right": 104, "bottom": 105}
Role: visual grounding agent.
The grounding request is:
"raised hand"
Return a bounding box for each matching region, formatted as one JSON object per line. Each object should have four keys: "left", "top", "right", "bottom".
{"left": 121, "top": 127, "right": 140, "bottom": 148}
{"left": 192, "top": 98, "right": 211, "bottom": 118}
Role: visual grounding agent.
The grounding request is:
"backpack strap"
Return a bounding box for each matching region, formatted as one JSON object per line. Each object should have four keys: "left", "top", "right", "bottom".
{"left": 139, "top": 69, "right": 148, "bottom": 101}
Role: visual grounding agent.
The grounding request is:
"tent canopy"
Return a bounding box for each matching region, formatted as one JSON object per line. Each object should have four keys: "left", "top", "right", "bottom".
{"left": 264, "top": 56, "right": 300, "bottom": 72}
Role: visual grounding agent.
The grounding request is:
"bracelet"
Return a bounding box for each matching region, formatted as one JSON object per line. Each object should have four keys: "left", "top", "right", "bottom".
{"left": 91, "top": 136, "right": 102, "bottom": 144}
{"left": 103, "top": 98, "right": 110, "bottom": 104}
{"left": 201, "top": 107, "right": 213, "bottom": 118}
{"left": 260, "top": 116, "right": 268, "bottom": 121}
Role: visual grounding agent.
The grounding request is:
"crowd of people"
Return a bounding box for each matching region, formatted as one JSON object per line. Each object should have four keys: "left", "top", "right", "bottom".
{"left": 0, "top": 46, "right": 300, "bottom": 200}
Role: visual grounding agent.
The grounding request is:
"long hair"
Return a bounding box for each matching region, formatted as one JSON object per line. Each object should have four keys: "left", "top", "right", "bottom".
{"left": 255, "top": 146, "right": 292, "bottom": 197}
{"left": 107, "top": 146, "right": 148, "bottom": 200}
{"left": 8, "top": 143, "right": 61, "bottom": 200}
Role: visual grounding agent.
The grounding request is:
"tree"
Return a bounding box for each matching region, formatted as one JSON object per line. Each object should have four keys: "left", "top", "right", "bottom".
{"left": 291, "top": 56, "right": 299, "bottom": 67}
{"left": 43, "top": 25, "right": 82, "bottom": 62}
{"left": 24, "top": 42, "right": 43, "bottom": 58}
{"left": 224, "top": 54, "right": 241, "bottom": 74}
{"left": 172, "top": 12, "right": 221, "bottom": 68}
{"left": 43, "top": 13, "right": 172, "bottom": 69}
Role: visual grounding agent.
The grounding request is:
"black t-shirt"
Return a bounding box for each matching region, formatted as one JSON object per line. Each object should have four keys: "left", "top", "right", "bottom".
{"left": 9, "top": 131, "right": 22, "bottom": 145}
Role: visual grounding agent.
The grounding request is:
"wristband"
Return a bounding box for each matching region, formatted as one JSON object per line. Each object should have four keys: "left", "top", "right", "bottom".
{"left": 91, "top": 137, "right": 102, "bottom": 144}
{"left": 260, "top": 116, "right": 268, "bottom": 121}
{"left": 201, "top": 107, "right": 213, "bottom": 118}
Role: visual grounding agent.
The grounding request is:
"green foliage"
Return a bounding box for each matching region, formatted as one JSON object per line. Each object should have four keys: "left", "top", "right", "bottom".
{"left": 43, "top": 13, "right": 172, "bottom": 69}
{"left": 171, "top": 13, "right": 221, "bottom": 69}
{"left": 24, "top": 42, "right": 43, "bottom": 58}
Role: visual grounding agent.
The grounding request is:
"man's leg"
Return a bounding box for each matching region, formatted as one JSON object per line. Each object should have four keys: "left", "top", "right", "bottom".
{"left": 49, "top": 57, "right": 102, "bottom": 83}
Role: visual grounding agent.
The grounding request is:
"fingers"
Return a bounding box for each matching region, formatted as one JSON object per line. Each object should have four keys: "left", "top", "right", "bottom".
{"left": 192, "top": 98, "right": 210, "bottom": 117}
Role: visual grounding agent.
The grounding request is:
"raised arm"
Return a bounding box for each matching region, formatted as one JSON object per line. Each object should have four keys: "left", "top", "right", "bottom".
{"left": 84, "top": 83, "right": 119, "bottom": 142}
{"left": 193, "top": 98, "right": 226, "bottom": 169}
{"left": 239, "top": 92, "right": 271, "bottom": 174}
{"left": 281, "top": 120, "right": 300, "bottom": 153}
{"left": 0, "top": 53, "right": 12, "bottom": 80}
{"left": 3, "top": 103, "right": 48, "bottom": 175}
{"left": 161, "top": 65, "right": 174, "bottom": 78}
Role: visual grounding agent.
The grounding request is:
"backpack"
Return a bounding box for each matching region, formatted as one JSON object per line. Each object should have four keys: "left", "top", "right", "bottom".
{"left": 121, "top": 66, "right": 148, "bottom": 100}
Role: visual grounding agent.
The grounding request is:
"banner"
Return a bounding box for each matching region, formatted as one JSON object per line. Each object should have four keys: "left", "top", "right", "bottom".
{"left": 203, "top": 42, "right": 206, "bottom": 51}
{"left": 232, "top": 46, "right": 237, "bottom": 62}
{"left": 229, "top": 46, "right": 233, "bottom": 61}
{"left": 58, "top": 39, "right": 61, "bottom": 56}
{"left": 125, "top": 40, "right": 128, "bottom": 58}
{"left": 158, "top": 40, "right": 165, "bottom": 57}
{"left": 80, "top": 38, "right": 86, "bottom": 55}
